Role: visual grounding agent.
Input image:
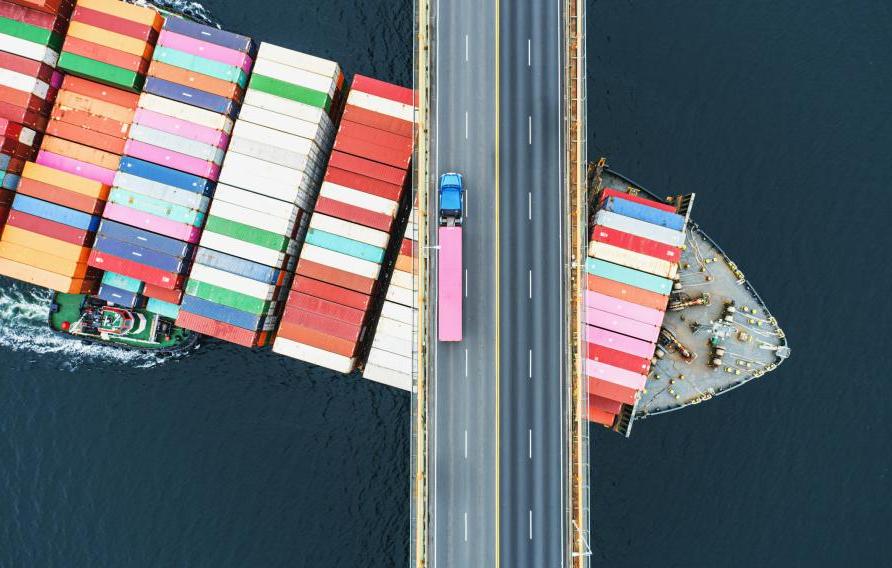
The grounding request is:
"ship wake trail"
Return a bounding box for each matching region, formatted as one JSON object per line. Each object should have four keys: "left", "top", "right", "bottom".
{"left": 0, "top": 280, "right": 163, "bottom": 370}
{"left": 132, "top": 0, "right": 221, "bottom": 27}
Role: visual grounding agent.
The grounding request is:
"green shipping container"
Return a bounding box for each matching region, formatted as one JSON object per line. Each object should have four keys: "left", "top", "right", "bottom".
{"left": 585, "top": 257, "right": 672, "bottom": 295}
{"left": 101, "top": 271, "right": 144, "bottom": 293}
{"left": 203, "top": 215, "right": 290, "bottom": 252}
{"left": 0, "top": 17, "right": 63, "bottom": 50}
{"left": 58, "top": 52, "right": 144, "bottom": 92}
{"left": 109, "top": 187, "right": 205, "bottom": 227}
{"left": 153, "top": 46, "right": 248, "bottom": 88}
{"left": 146, "top": 297, "right": 180, "bottom": 320}
{"left": 304, "top": 228, "right": 385, "bottom": 264}
{"left": 185, "top": 279, "right": 273, "bottom": 316}
{"left": 248, "top": 73, "right": 331, "bottom": 112}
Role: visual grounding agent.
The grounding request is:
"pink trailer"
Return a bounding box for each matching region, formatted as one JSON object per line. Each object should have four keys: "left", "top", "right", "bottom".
{"left": 585, "top": 325, "right": 655, "bottom": 359}
{"left": 586, "top": 307, "right": 661, "bottom": 343}
{"left": 585, "top": 289, "right": 665, "bottom": 326}
{"left": 437, "top": 226, "right": 462, "bottom": 341}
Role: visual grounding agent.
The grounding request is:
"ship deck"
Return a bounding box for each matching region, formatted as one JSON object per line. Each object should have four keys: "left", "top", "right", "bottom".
{"left": 596, "top": 169, "right": 790, "bottom": 421}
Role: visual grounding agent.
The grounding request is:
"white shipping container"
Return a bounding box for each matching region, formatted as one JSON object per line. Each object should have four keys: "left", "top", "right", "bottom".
{"left": 362, "top": 363, "right": 412, "bottom": 391}
{"left": 0, "top": 68, "right": 49, "bottom": 98}
{"left": 16, "top": 126, "right": 36, "bottom": 146}
{"left": 256, "top": 43, "right": 341, "bottom": 83}
{"left": 375, "top": 315, "right": 413, "bottom": 340}
{"left": 319, "top": 182, "right": 399, "bottom": 217}
{"left": 199, "top": 230, "right": 289, "bottom": 268}
{"left": 211, "top": 183, "right": 298, "bottom": 220}
{"left": 381, "top": 300, "right": 414, "bottom": 325}
{"left": 385, "top": 284, "right": 416, "bottom": 308}
{"left": 309, "top": 213, "right": 390, "bottom": 248}
{"left": 138, "top": 93, "right": 234, "bottom": 133}
{"left": 114, "top": 172, "right": 210, "bottom": 211}
{"left": 589, "top": 241, "right": 679, "bottom": 280}
{"left": 0, "top": 33, "right": 58, "bottom": 66}
{"left": 251, "top": 58, "right": 337, "bottom": 98}
{"left": 219, "top": 151, "right": 319, "bottom": 202}
{"left": 226, "top": 135, "right": 322, "bottom": 172}
{"left": 366, "top": 347, "right": 412, "bottom": 374}
{"left": 243, "top": 89, "right": 329, "bottom": 123}
{"left": 209, "top": 199, "right": 298, "bottom": 236}
{"left": 128, "top": 124, "right": 226, "bottom": 164}
{"left": 347, "top": 90, "right": 414, "bottom": 122}
{"left": 232, "top": 121, "right": 323, "bottom": 156}
{"left": 237, "top": 104, "right": 333, "bottom": 146}
{"left": 189, "top": 262, "right": 278, "bottom": 300}
{"left": 299, "top": 244, "right": 381, "bottom": 280}
{"left": 370, "top": 332, "right": 413, "bottom": 359}
{"left": 593, "top": 210, "right": 686, "bottom": 247}
{"left": 389, "top": 269, "right": 415, "bottom": 290}
{"left": 272, "top": 337, "right": 355, "bottom": 373}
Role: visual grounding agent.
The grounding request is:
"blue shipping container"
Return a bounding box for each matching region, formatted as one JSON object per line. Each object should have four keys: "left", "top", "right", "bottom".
{"left": 118, "top": 156, "right": 215, "bottom": 195}
{"left": 180, "top": 294, "right": 266, "bottom": 331}
{"left": 193, "top": 247, "right": 282, "bottom": 285}
{"left": 2, "top": 173, "right": 20, "bottom": 190}
{"left": 161, "top": 17, "right": 253, "bottom": 53}
{"left": 143, "top": 77, "right": 238, "bottom": 117}
{"left": 602, "top": 196, "right": 686, "bottom": 232}
{"left": 11, "top": 194, "right": 100, "bottom": 231}
{"left": 97, "top": 284, "right": 139, "bottom": 308}
{"left": 101, "top": 271, "right": 144, "bottom": 293}
{"left": 98, "top": 220, "right": 193, "bottom": 258}
{"left": 94, "top": 235, "right": 188, "bottom": 274}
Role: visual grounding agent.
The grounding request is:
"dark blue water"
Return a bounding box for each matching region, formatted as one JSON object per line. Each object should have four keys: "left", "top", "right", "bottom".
{"left": 1, "top": 0, "right": 888, "bottom": 566}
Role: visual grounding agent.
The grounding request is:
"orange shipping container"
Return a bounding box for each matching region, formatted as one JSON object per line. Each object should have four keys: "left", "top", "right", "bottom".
{"left": 22, "top": 162, "right": 110, "bottom": 200}
{"left": 40, "top": 136, "right": 122, "bottom": 171}
{"left": 16, "top": 177, "right": 105, "bottom": 215}
{"left": 45, "top": 119, "right": 128, "bottom": 154}
{"left": 0, "top": 258, "right": 96, "bottom": 294}
{"left": 66, "top": 22, "right": 154, "bottom": 60}
{"left": 586, "top": 274, "right": 667, "bottom": 311}
{"left": 148, "top": 61, "right": 244, "bottom": 101}
{"left": 62, "top": 36, "right": 150, "bottom": 75}
{"left": 0, "top": 241, "right": 93, "bottom": 278}
{"left": 76, "top": 0, "right": 163, "bottom": 30}
{"left": 395, "top": 253, "right": 412, "bottom": 273}
{"left": 55, "top": 90, "right": 136, "bottom": 124}
{"left": 50, "top": 107, "right": 131, "bottom": 140}
{"left": 1, "top": 226, "right": 92, "bottom": 263}
{"left": 61, "top": 75, "right": 140, "bottom": 109}
{"left": 276, "top": 320, "right": 359, "bottom": 358}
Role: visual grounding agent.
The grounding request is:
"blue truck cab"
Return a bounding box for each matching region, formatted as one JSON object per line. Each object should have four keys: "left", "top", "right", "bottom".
{"left": 438, "top": 172, "right": 464, "bottom": 226}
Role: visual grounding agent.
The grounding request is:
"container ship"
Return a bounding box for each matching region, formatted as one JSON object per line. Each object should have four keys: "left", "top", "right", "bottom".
{"left": 582, "top": 159, "right": 791, "bottom": 435}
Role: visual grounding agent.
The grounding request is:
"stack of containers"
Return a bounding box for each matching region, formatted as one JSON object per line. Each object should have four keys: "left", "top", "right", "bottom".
{"left": 57, "top": 0, "right": 162, "bottom": 92}
{"left": 0, "top": 0, "right": 72, "bottom": 187}
{"left": 176, "top": 42, "right": 342, "bottom": 347}
{"left": 0, "top": 72, "right": 139, "bottom": 292}
{"left": 361, "top": 204, "right": 416, "bottom": 390}
{"left": 272, "top": 75, "right": 414, "bottom": 373}
{"left": 584, "top": 188, "right": 686, "bottom": 427}
{"left": 88, "top": 18, "right": 253, "bottom": 317}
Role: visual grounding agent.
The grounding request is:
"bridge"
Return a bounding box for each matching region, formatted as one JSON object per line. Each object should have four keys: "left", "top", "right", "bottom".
{"left": 411, "top": 0, "right": 590, "bottom": 566}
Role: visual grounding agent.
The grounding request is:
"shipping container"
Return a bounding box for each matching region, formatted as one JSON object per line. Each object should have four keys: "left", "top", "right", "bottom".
{"left": 157, "top": 30, "right": 252, "bottom": 72}
{"left": 362, "top": 363, "right": 411, "bottom": 391}
{"left": 88, "top": 248, "right": 184, "bottom": 289}
{"left": 97, "top": 283, "right": 138, "bottom": 307}
{"left": 236, "top": 103, "right": 332, "bottom": 143}
{"left": 601, "top": 195, "right": 685, "bottom": 231}
{"left": 341, "top": 103, "right": 412, "bottom": 139}
{"left": 257, "top": 43, "right": 340, "bottom": 83}
{"left": 0, "top": 240, "right": 91, "bottom": 277}
{"left": 593, "top": 209, "right": 685, "bottom": 247}
{"left": 333, "top": 134, "right": 411, "bottom": 170}
{"left": 588, "top": 394, "right": 623, "bottom": 415}
{"left": 76, "top": 0, "right": 163, "bottom": 28}
{"left": 0, "top": 257, "right": 94, "bottom": 293}
{"left": 193, "top": 245, "right": 282, "bottom": 285}
{"left": 177, "top": 309, "right": 265, "bottom": 347}
{"left": 586, "top": 404, "right": 616, "bottom": 427}
{"left": 587, "top": 306, "right": 660, "bottom": 343}
{"left": 296, "top": 258, "right": 375, "bottom": 295}
{"left": 346, "top": 89, "right": 413, "bottom": 122}
{"left": 185, "top": 279, "right": 273, "bottom": 315}
{"left": 299, "top": 242, "right": 382, "bottom": 280}
{"left": 41, "top": 137, "right": 122, "bottom": 172}
{"left": 117, "top": 154, "right": 214, "bottom": 194}
{"left": 589, "top": 224, "right": 680, "bottom": 262}
{"left": 57, "top": 51, "right": 143, "bottom": 91}
{"left": 248, "top": 72, "right": 330, "bottom": 112}
{"left": 17, "top": 177, "right": 104, "bottom": 214}
{"left": 61, "top": 35, "right": 150, "bottom": 74}
{"left": 589, "top": 240, "right": 678, "bottom": 280}
{"left": 147, "top": 59, "right": 243, "bottom": 102}
{"left": 71, "top": 5, "right": 158, "bottom": 43}
{"left": 304, "top": 228, "right": 384, "bottom": 264}
{"left": 198, "top": 230, "right": 292, "bottom": 268}
{"left": 142, "top": 76, "right": 237, "bottom": 116}
{"left": 351, "top": 74, "right": 413, "bottom": 105}
{"left": 146, "top": 297, "right": 179, "bottom": 319}
{"left": 313, "top": 195, "right": 393, "bottom": 233}
{"left": 128, "top": 124, "right": 226, "bottom": 164}
{"left": 138, "top": 92, "right": 234, "bottom": 132}
{"left": 1, "top": 225, "right": 91, "bottom": 262}
{"left": 54, "top": 90, "right": 135, "bottom": 125}
{"left": 93, "top": 234, "right": 188, "bottom": 273}
{"left": 0, "top": 31, "right": 59, "bottom": 66}
{"left": 180, "top": 294, "right": 269, "bottom": 330}
{"left": 586, "top": 324, "right": 655, "bottom": 360}
{"left": 189, "top": 262, "right": 279, "bottom": 300}
{"left": 217, "top": 150, "right": 316, "bottom": 201}
{"left": 325, "top": 167, "right": 403, "bottom": 201}
{"left": 586, "top": 274, "right": 668, "bottom": 312}
{"left": 161, "top": 17, "right": 252, "bottom": 54}
{"left": 12, "top": 192, "right": 99, "bottom": 230}
{"left": 5, "top": 209, "right": 92, "bottom": 245}
{"left": 204, "top": 214, "right": 289, "bottom": 251}
{"left": 585, "top": 359, "right": 646, "bottom": 390}
{"left": 290, "top": 274, "right": 371, "bottom": 311}
{"left": 585, "top": 257, "right": 673, "bottom": 296}
{"left": 366, "top": 347, "right": 411, "bottom": 374}
{"left": 208, "top": 199, "right": 297, "bottom": 237}
{"left": 36, "top": 150, "right": 116, "bottom": 185}
{"left": 102, "top": 201, "right": 201, "bottom": 242}
{"left": 152, "top": 46, "right": 248, "bottom": 87}
{"left": 586, "top": 343, "right": 651, "bottom": 375}
{"left": 114, "top": 172, "right": 210, "bottom": 210}
{"left": 271, "top": 336, "right": 355, "bottom": 373}
{"left": 108, "top": 187, "right": 205, "bottom": 226}
{"left": 101, "top": 270, "right": 143, "bottom": 293}
{"left": 0, "top": 14, "right": 63, "bottom": 50}
{"left": 289, "top": 292, "right": 365, "bottom": 326}
{"left": 142, "top": 281, "right": 183, "bottom": 304}
{"left": 585, "top": 289, "right": 665, "bottom": 327}
{"left": 226, "top": 134, "right": 320, "bottom": 172}
{"left": 211, "top": 183, "right": 299, "bottom": 219}
{"left": 251, "top": 58, "right": 335, "bottom": 98}
{"left": 0, "top": 1, "right": 68, "bottom": 35}
{"left": 277, "top": 320, "right": 357, "bottom": 357}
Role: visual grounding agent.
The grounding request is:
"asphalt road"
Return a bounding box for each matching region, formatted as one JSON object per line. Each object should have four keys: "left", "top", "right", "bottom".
{"left": 428, "top": 0, "right": 564, "bottom": 566}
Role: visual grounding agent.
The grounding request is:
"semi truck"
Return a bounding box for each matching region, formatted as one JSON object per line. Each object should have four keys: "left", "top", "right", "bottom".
{"left": 437, "top": 172, "right": 463, "bottom": 342}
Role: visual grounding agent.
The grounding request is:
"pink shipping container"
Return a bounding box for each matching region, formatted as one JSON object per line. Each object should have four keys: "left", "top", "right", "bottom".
{"left": 585, "top": 289, "right": 665, "bottom": 326}
{"left": 586, "top": 307, "right": 661, "bottom": 343}
{"left": 586, "top": 324, "right": 655, "bottom": 359}
{"left": 585, "top": 359, "right": 647, "bottom": 390}
{"left": 36, "top": 151, "right": 117, "bottom": 186}
{"left": 103, "top": 203, "right": 202, "bottom": 243}
{"left": 158, "top": 30, "right": 254, "bottom": 72}
{"left": 133, "top": 108, "right": 230, "bottom": 148}
{"left": 124, "top": 139, "right": 221, "bottom": 180}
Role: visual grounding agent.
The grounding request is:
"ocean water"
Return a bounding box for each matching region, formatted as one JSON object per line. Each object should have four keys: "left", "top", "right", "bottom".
{"left": 1, "top": 0, "right": 888, "bottom": 566}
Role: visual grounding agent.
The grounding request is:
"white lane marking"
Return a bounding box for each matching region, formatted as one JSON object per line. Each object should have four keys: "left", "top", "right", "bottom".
{"left": 464, "top": 429, "right": 468, "bottom": 459}
{"left": 464, "top": 268, "right": 468, "bottom": 297}
{"left": 465, "top": 34, "right": 469, "bottom": 62}
{"left": 527, "top": 38, "right": 531, "bottom": 66}
{"left": 528, "top": 349, "right": 532, "bottom": 379}
{"left": 528, "top": 429, "right": 532, "bottom": 459}
{"left": 464, "top": 511, "right": 468, "bottom": 542}
{"left": 528, "top": 269, "right": 532, "bottom": 298}
{"left": 464, "top": 348, "right": 468, "bottom": 377}
{"left": 465, "top": 111, "right": 469, "bottom": 139}
{"left": 529, "top": 509, "right": 533, "bottom": 540}
{"left": 528, "top": 115, "right": 532, "bottom": 144}
{"left": 528, "top": 192, "right": 532, "bottom": 220}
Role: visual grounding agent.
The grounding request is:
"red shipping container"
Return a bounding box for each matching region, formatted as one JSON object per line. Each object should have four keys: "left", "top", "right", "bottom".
{"left": 342, "top": 104, "right": 413, "bottom": 138}
{"left": 327, "top": 150, "right": 408, "bottom": 186}
{"left": 589, "top": 394, "right": 623, "bottom": 415}
{"left": 61, "top": 75, "right": 140, "bottom": 109}
{"left": 291, "top": 274, "right": 371, "bottom": 311}
{"left": 71, "top": 5, "right": 158, "bottom": 42}
{"left": 16, "top": 178, "right": 104, "bottom": 215}
{"left": 0, "top": 101, "right": 48, "bottom": 131}
{"left": 0, "top": 133, "right": 34, "bottom": 159}
{"left": 276, "top": 320, "right": 358, "bottom": 358}
{"left": 400, "top": 237, "right": 414, "bottom": 256}
{"left": 5, "top": 210, "right": 92, "bottom": 246}
{"left": 88, "top": 249, "right": 184, "bottom": 290}
{"left": 9, "top": 0, "right": 73, "bottom": 17}
{"left": 51, "top": 106, "right": 131, "bottom": 140}
{"left": 588, "top": 377, "right": 639, "bottom": 406}
{"left": 45, "top": 119, "right": 127, "bottom": 154}
{"left": 351, "top": 75, "right": 414, "bottom": 106}
{"left": 287, "top": 292, "right": 365, "bottom": 326}
{"left": 590, "top": 224, "right": 681, "bottom": 262}
{"left": 334, "top": 134, "right": 411, "bottom": 170}
{"left": 0, "top": 50, "right": 55, "bottom": 83}
{"left": 599, "top": 188, "right": 677, "bottom": 213}
{"left": 62, "top": 36, "right": 151, "bottom": 75}
{"left": 280, "top": 305, "right": 362, "bottom": 343}
{"left": 324, "top": 167, "right": 403, "bottom": 201}
{"left": 0, "top": 0, "right": 68, "bottom": 33}
{"left": 176, "top": 310, "right": 264, "bottom": 348}
{"left": 586, "top": 402, "right": 616, "bottom": 427}
{"left": 338, "top": 120, "right": 413, "bottom": 153}
{"left": 586, "top": 343, "right": 651, "bottom": 374}
{"left": 296, "top": 258, "right": 376, "bottom": 296}
{"left": 0, "top": 85, "right": 44, "bottom": 115}
{"left": 313, "top": 196, "right": 393, "bottom": 233}
{"left": 142, "top": 282, "right": 183, "bottom": 305}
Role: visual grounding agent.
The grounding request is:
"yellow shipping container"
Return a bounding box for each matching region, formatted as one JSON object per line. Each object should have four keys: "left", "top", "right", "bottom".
{"left": 76, "top": 0, "right": 164, "bottom": 30}
{"left": 0, "top": 241, "right": 92, "bottom": 278}
{"left": 22, "top": 162, "right": 110, "bottom": 200}
{"left": 66, "top": 22, "right": 154, "bottom": 60}
{"left": 0, "top": 226, "right": 92, "bottom": 263}
{"left": 0, "top": 258, "right": 95, "bottom": 294}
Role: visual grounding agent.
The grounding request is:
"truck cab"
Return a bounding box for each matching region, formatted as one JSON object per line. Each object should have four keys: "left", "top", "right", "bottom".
{"left": 438, "top": 172, "right": 463, "bottom": 226}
